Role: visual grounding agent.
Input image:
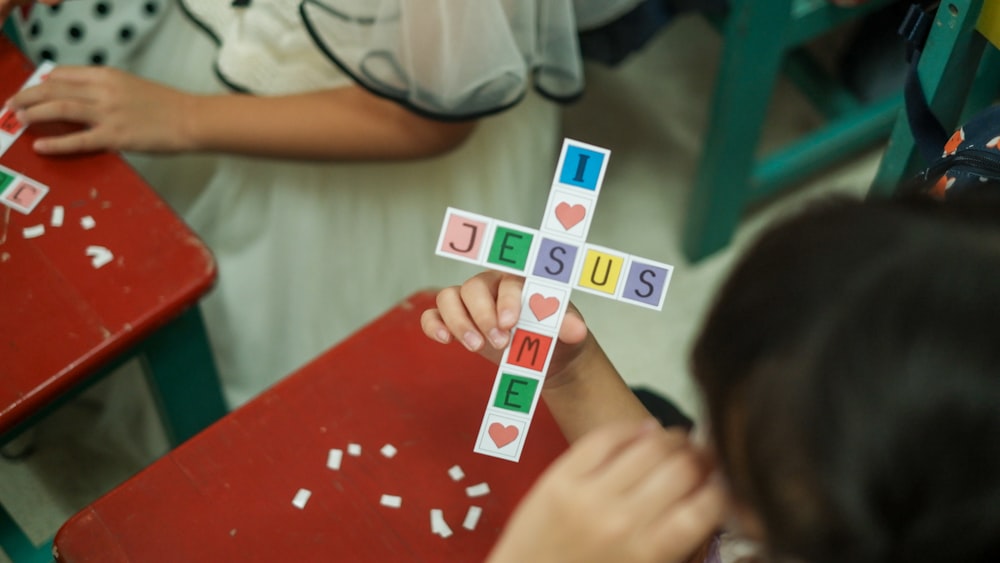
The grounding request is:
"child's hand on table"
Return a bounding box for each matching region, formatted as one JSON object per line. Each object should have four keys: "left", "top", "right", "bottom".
{"left": 488, "top": 419, "right": 726, "bottom": 563}
{"left": 421, "top": 270, "right": 590, "bottom": 386}
{"left": 5, "top": 65, "right": 194, "bottom": 154}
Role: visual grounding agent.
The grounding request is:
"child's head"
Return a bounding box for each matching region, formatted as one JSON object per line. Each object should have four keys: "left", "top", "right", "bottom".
{"left": 691, "top": 193, "right": 1000, "bottom": 562}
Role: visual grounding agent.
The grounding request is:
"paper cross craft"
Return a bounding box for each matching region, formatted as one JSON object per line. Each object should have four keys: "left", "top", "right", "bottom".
{"left": 435, "top": 138, "right": 674, "bottom": 462}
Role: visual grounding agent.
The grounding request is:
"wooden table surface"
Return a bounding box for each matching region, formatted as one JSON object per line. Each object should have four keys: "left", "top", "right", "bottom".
{"left": 53, "top": 290, "right": 568, "bottom": 562}
{"left": 0, "top": 36, "right": 216, "bottom": 436}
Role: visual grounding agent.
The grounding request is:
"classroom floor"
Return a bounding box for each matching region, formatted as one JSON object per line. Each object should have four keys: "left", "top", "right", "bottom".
{"left": 0, "top": 14, "right": 888, "bottom": 561}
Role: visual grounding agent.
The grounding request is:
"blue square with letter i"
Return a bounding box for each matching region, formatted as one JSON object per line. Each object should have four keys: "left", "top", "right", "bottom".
{"left": 558, "top": 146, "right": 604, "bottom": 191}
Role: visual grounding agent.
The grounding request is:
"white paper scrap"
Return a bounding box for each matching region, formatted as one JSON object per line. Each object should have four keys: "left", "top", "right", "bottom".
{"left": 448, "top": 465, "right": 465, "bottom": 482}
{"left": 463, "top": 506, "right": 482, "bottom": 531}
{"left": 80, "top": 215, "right": 96, "bottom": 230}
{"left": 379, "top": 494, "right": 402, "bottom": 508}
{"left": 380, "top": 444, "right": 397, "bottom": 458}
{"left": 85, "top": 245, "right": 113, "bottom": 269}
{"left": 465, "top": 482, "right": 490, "bottom": 498}
{"left": 292, "top": 488, "right": 311, "bottom": 509}
{"left": 327, "top": 448, "right": 343, "bottom": 470}
{"left": 347, "top": 443, "right": 362, "bottom": 456}
{"left": 22, "top": 224, "right": 44, "bottom": 239}
{"left": 50, "top": 205, "right": 63, "bottom": 227}
{"left": 430, "top": 509, "right": 453, "bottom": 538}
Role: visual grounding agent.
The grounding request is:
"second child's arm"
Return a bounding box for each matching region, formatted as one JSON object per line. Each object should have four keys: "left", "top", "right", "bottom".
{"left": 6, "top": 66, "right": 475, "bottom": 160}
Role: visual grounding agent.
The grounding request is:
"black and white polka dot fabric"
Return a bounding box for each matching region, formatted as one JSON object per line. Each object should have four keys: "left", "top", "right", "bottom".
{"left": 12, "top": 0, "right": 168, "bottom": 68}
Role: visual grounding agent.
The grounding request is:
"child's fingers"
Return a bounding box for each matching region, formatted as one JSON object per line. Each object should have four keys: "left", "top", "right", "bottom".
{"left": 557, "top": 305, "right": 589, "bottom": 346}
{"left": 33, "top": 130, "right": 104, "bottom": 155}
{"left": 551, "top": 419, "right": 660, "bottom": 480}
{"left": 435, "top": 285, "right": 485, "bottom": 352}
{"left": 7, "top": 78, "right": 77, "bottom": 109}
{"left": 419, "top": 308, "right": 452, "bottom": 345}
{"left": 645, "top": 478, "right": 727, "bottom": 562}
{"left": 593, "top": 428, "right": 689, "bottom": 496}
{"left": 16, "top": 98, "right": 99, "bottom": 128}
{"left": 621, "top": 445, "right": 709, "bottom": 526}
{"left": 459, "top": 272, "right": 513, "bottom": 349}
{"left": 494, "top": 274, "right": 524, "bottom": 330}
{"left": 7, "top": 66, "right": 116, "bottom": 115}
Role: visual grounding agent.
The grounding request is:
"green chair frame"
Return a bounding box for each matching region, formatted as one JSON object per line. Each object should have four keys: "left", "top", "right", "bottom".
{"left": 869, "top": 0, "right": 1000, "bottom": 195}
{"left": 684, "top": 0, "right": 904, "bottom": 261}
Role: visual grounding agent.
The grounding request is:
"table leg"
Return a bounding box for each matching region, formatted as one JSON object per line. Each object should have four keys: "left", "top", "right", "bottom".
{"left": 139, "top": 306, "right": 228, "bottom": 447}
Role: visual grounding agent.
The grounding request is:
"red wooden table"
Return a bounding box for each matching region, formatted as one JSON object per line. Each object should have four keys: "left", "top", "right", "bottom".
{"left": 0, "top": 35, "right": 224, "bottom": 441}
{"left": 53, "top": 290, "right": 569, "bottom": 562}
{"left": 0, "top": 36, "right": 227, "bottom": 561}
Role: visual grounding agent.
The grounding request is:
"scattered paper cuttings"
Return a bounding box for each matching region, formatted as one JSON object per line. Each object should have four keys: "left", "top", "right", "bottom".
{"left": 292, "top": 488, "right": 311, "bottom": 510}
{"left": 85, "top": 245, "right": 114, "bottom": 269}
{"left": 22, "top": 224, "right": 44, "bottom": 239}
{"left": 51, "top": 205, "right": 63, "bottom": 227}
{"left": 379, "top": 494, "right": 402, "bottom": 508}
{"left": 80, "top": 215, "right": 96, "bottom": 230}
{"left": 298, "top": 440, "right": 491, "bottom": 539}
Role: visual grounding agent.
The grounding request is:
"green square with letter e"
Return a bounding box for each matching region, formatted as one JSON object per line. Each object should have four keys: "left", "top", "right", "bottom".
{"left": 493, "top": 373, "right": 539, "bottom": 414}
{"left": 487, "top": 227, "right": 533, "bottom": 271}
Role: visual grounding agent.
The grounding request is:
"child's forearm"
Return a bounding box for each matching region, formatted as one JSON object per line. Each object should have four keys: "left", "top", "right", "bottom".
{"left": 541, "top": 334, "right": 653, "bottom": 444}
{"left": 182, "top": 86, "right": 476, "bottom": 161}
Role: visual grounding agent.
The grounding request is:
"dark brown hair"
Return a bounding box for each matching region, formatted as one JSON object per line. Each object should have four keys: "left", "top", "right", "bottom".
{"left": 692, "top": 193, "right": 1000, "bottom": 563}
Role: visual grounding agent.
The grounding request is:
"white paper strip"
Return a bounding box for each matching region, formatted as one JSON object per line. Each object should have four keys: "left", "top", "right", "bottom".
{"left": 22, "top": 224, "right": 44, "bottom": 238}
{"left": 50, "top": 205, "right": 63, "bottom": 227}
{"left": 327, "top": 448, "right": 343, "bottom": 470}
{"left": 462, "top": 506, "right": 482, "bottom": 531}
{"left": 465, "top": 482, "right": 490, "bottom": 498}
{"left": 379, "top": 494, "right": 402, "bottom": 508}
{"left": 447, "top": 465, "right": 465, "bottom": 482}
{"left": 85, "top": 245, "right": 113, "bottom": 269}
{"left": 347, "top": 443, "right": 362, "bottom": 456}
{"left": 430, "top": 509, "right": 453, "bottom": 538}
{"left": 292, "top": 488, "right": 311, "bottom": 509}
{"left": 80, "top": 215, "right": 96, "bottom": 230}
{"left": 380, "top": 444, "right": 397, "bottom": 458}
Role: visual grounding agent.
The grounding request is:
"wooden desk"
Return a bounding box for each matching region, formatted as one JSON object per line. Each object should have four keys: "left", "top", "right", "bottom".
{"left": 53, "top": 291, "right": 569, "bottom": 562}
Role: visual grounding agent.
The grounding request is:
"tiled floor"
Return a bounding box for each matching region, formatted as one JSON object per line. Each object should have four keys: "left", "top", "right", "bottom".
{"left": 0, "top": 13, "right": 888, "bottom": 562}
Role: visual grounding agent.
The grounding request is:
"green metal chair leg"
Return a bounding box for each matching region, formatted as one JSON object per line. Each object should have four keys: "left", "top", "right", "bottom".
{"left": 0, "top": 503, "right": 52, "bottom": 563}
{"left": 683, "top": 0, "right": 794, "bottom": 261}
{"left": 960, "top": 44, "right": 1000, "bottom": 122}
{"left": 139, "top": 306, "right": 228, "bottom": 447}
{"left": 869, "top": 0, "right": 988, "bottom": 196}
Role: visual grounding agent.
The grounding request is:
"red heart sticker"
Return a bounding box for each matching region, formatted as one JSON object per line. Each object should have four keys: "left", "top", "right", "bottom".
{"left": 528, "top": 294, "right": 559, "bottom": 321}
{"left": 488, "top": 423, "right": 519, "bottom": 448}
{"left": 554, "top": 202, "right": 585, "bottom": 230}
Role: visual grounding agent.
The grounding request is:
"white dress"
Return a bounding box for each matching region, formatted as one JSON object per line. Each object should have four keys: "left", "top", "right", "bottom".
{"left": 118, "top": 0, "right": 639, "bottom": 407}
